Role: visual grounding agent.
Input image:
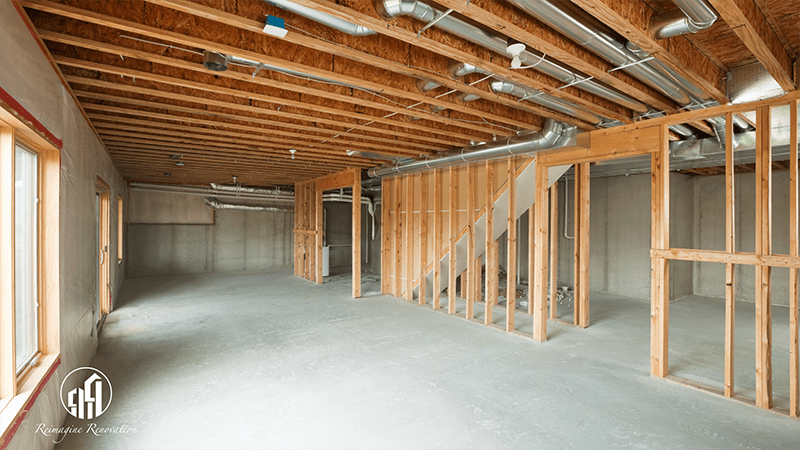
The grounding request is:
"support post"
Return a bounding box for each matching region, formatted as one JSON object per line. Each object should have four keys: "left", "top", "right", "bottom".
{"left": 467, "top": 164, "right": 476, "bottom": 319}
{"left": 528, "top": 203, "right": 535, "bottom": 316}
{"left": 433, "top": 169, "right": 442, "bottom": 310}
{"left": 406, "top": 174, "right": 414, "bottom": 302}
{"left": 549, "top": 183, "right": 559, "bottom": 320}
{"left": 419, "top": 172, "right": 428, "bottom": 306}
{"left": 449, "top": 167, "right": 457, "bottom": 314}
{"left": 755, "top": 106, "right": 773, "bottom": 409}
{"left": 394, "top": 176, "right": 402, "bottom": 297}
{"left": 725, "top": 111, "right": 736, "bottom": 397}
{"left": 790, "top": 101, "right": 799, "bottom": 418}
{"left": 485, "top": 160, "right": 496, "bottom": 325}
{"left": 507, "top": 158, "right": 518, "bottom": 332}
{"left": 316, "top": 184, "right": 323, "bottom": 284}
{"left": 533, "top": 158, "right": 548, "bottom": 342}
{"left": 381, "top": 178, "right": 388, "bottom": 294}
{"left": 352, "top": 169, "right": 361, "bottom": 298}
{"left": 577, "top": 163, "right": 590, "bottom": 328}
{"left": 651, "top": 124, "right": 670, "bottom": 378}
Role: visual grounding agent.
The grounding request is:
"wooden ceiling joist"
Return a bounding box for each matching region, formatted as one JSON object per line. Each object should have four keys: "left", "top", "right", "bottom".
{"left": 567, "top": 0, "right": 729, "bottom": 103}
{"left": 707, "top": 0, "right": 796, "bottom": 91}
{"left": 140, "top": 0, "right": 624, "bottom": 124}
{"left": 22, "top": 0, "right": 563, "bottom": 133}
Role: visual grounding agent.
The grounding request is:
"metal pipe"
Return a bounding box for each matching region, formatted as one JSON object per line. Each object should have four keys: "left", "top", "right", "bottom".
{"left": 375, "top": 0, "right": 648, "bottom": 113}
{"left": 451, "top": 61, "right": 602, "bottom": 125}
{"left": 210, "top": 183, "right": 285, "bottom": 195}
{"left": 204, "top": 197, "right": 293, "bottom": 212}
{"left": 368, "top": 118, "right": 572, "bottom": 177}
{"left": 266, "top": 0, "right": 376, "bottom": 35}
{"left": 491, "top": 80, "right": 602, "bottom": 125}
{"left": 507, "top": 0, "right": 691, "bottom": 105}
{"left": 649, "top": 0, "right": 717, "bottom": 40}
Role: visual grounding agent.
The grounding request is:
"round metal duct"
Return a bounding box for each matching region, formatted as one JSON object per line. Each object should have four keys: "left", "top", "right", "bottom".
{"left": 203, "top": 51, "right": 229, "bottom": 72}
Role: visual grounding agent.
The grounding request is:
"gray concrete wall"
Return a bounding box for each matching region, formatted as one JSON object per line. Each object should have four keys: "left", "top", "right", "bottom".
{"left": 1, "top": 4, "right": 127, "bottom": 448}
{"left": 556, "top": 172, "right": 694, "bottom": 302}
{"left": 694, "top": 171, "right": 793, "bottom": 306}
{"left": 324, "top": 200, "right": 381, "bottom": 275}
{"left": 128, "top": 208, "right": 293, "bottom": 276}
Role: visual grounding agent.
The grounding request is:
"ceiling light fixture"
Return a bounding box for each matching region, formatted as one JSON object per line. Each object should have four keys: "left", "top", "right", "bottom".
{"left": 263, "top": 15, "right": 288, "bottom": 38}
{"left": 289, "top": 149, "right": 297, "bottom": 160}
{"left": 506, "top": 39, "right": 526, "bottom": 69}
{"left": 176, "top": 162, "right": 185, "bottom": 166}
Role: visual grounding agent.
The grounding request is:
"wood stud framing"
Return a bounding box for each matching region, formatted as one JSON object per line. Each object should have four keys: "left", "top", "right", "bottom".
{"left": 485, "top": 161, "right": 496, "bottom": 326}
{"left": 651, "top": 124, "right": 670, "bottom": 379}
{"left": 507, "top": 159, "right": 518, "bottom": 333}
{"left": 790, "top": 101, "right": 799, "bottom": 418}
{"left": 549, "top": 184, "right": 559, "bottom": 320}
{"left": 724, "top": 112, "right": 736, "bottom": 398}
{"left": 755, "top": 106, "right": 773, "bottom": 409}
{"left": 533, "top": 159, "right": 548, "bottom": 341}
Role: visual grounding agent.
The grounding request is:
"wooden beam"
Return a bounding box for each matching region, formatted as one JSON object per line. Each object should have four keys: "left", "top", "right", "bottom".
{"left": 755, "top": 106, "right": 772, "bottom": 409}
{"left": 419, "top": 172, "right": 428, "bottom": 306}
{"left": 381, "top": 177, "right": 389, "bottom": 295}
{"left": 467, "top": 165, "right": 476, "bottom": 320}
{"left": 485, "top": 160, "right": 495, "bottom": 326}
{"left": 707, "top": 0, "right": 796, "bottom": 91}
{"left": 353, "top": 169, "right": 361, "bottom": 298}
{"left": 316, "top": 183, "right": 323, "bottom": 285}
{"left": 538, "top": 126, "right": 659, "bottom": 167}
{"left": 24, "top": 1, "right": 539, "bottom": 135}
{"left": 577, "top": 163, "right": 590, "bottom": 328}
{"left": 406, "top": 174, "right": 414, "bottom": 302}
{"left": 725, "top": 112, "right": 736, "bottom": 397}
{"left": 570, "top": 0, "right": 728, "bottom": 103}
{"left": 790, "top": 100, "right": 799, "bottom": 418}
{"left": 651, "top": 124, "right": 670, "bottom": 378}
{"left": 434, "top": 0, "right": 676, "bottom": 113}
{"left": 507, "top": 158, "right": 518, "bottom": 332}
{"left": 139, "top": 0, "right": 603, "bottom": 128}
{"left": 449, "top": 167, "right": 457, "bottom": 314}
{"left": 533, "top": 158, "right": 548, "bottom": 342}
{"left": 528, "top": 202, "right": 535, "bottom": 317}
{"left": 394, "top": 176, "right": 402, "bottom": 297}
{"left": 316, "top": 169, "right": 356, "bottom": 192}
{"left": 573, "top": 166, "right": 582, "bottom": 326}
{"left": 549, "top": 183, "right": 559, "bottom": 320}
{"left": 433, "top": 169, "right": 443, "bottom": 310}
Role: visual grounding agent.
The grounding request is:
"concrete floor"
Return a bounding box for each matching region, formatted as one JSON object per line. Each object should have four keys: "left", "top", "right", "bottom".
{"left": 55, "top": 270, "right": 800, "bottom": 449}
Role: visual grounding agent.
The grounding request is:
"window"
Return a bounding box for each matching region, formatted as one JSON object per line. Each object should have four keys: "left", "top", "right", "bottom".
{"left": 0, "top": 111, "right": 60, "bottom": 441}
{"left": 13, "top": 144, "right": 38, "bottom": 374}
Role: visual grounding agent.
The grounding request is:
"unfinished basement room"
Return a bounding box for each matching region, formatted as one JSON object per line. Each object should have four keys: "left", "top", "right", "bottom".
{"left": 2, "top": 0, "right": 800, "bottom": 448}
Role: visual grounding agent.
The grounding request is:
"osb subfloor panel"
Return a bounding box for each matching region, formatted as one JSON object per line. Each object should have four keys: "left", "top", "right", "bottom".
{"left": 55, "top": 270, "right": 799, "bottom": 449}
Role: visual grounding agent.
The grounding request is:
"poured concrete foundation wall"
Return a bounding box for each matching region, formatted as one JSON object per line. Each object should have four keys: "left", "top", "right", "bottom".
{"left": 1, "top": 4, "right": 127, "bottom": 449}
{"left": 693, "top": 171, "right": 793, "bottom": 306}
{"left": 324, "top": 201, "right": 381, "bottom": 275}
{"left": 127, "top": 202, "right": 293, "bottom": 276}
{"left": 556, "top": 172, "right": 694, "bottom": 301}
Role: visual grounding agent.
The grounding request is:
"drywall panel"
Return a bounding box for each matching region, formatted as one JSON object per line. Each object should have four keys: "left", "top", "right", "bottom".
{"left": 0, "top": 4, "right": 127, "bottom": 449}
{"left": 129, "top": 189, "right": 214, "bottom": 224}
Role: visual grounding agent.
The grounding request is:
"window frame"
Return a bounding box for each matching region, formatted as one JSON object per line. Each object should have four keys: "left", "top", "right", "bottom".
{"left": 0, "top": 112, "right": 60, "bottom": 443}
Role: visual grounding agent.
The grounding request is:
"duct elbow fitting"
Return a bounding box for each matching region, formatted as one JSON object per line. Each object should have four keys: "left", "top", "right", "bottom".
{"left": 416, "top": 78, "right": 442, "bottom": 93}
{"left": 375, "top": 0, "right": 436, "bottom": 21}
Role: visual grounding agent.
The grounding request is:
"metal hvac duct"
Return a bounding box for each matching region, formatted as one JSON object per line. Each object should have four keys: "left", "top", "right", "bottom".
{"left": 649, "top": 0, "right": 718, "bottom": 40}
{"left": 506, "top": 0, "right": 691, "bottom": 105}
{"left": 448, "top": 61, "right": 602, "bottom": 125}
{"left": 204, "top": 197, "right": 293, "bottom": 212}
{"left": 267, "top": 0, "right": 376, "bottom": 35}
{"left": 209, "top": 183, "right": 285, "bottom": 195}
{"left": 490, "top": 80, "right": 602, "bottom": 125}
{"left": 374, "top": 0, "right": 647, "bottom": 113}
{"left": 368, "top": 119, "right": 574, "bottom": 177}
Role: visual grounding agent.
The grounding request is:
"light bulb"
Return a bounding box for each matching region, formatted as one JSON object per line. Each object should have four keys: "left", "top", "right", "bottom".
{"left": 511, "top": 55, "right": 522, "bottom": 69}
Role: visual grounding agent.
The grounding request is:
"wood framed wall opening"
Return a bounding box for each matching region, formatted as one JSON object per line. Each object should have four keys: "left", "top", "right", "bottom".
{"left": 293, "top": 168, "right": 362, "bottom": 298}
{"left": 95, "top": 176, "right": 110, "bottom": 329}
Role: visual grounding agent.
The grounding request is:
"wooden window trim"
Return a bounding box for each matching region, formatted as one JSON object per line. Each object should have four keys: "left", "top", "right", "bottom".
{"left": 0, "top": 107, "right": 60, "bottom": 446}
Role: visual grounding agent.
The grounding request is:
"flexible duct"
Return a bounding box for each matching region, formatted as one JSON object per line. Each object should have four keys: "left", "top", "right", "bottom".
{"left": 507, "top": 0, "right": 691, "bottom": 105}
{"left": 374, "top": 0, "right": 647, "bottom": 113}
{"left": 490, "top": 80, "right": 602, "bottom": 125}
{"left": 204, "top": 197, "right": 293, "bottom": 212}
{"left": 368, "top": 118, "right": 571, "bottom": 177}
{"left": 267, "top": 0, "right": 376, "bottom": 35}
{"left": 649, "top": 0, "right": 717, "bottom": 40}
